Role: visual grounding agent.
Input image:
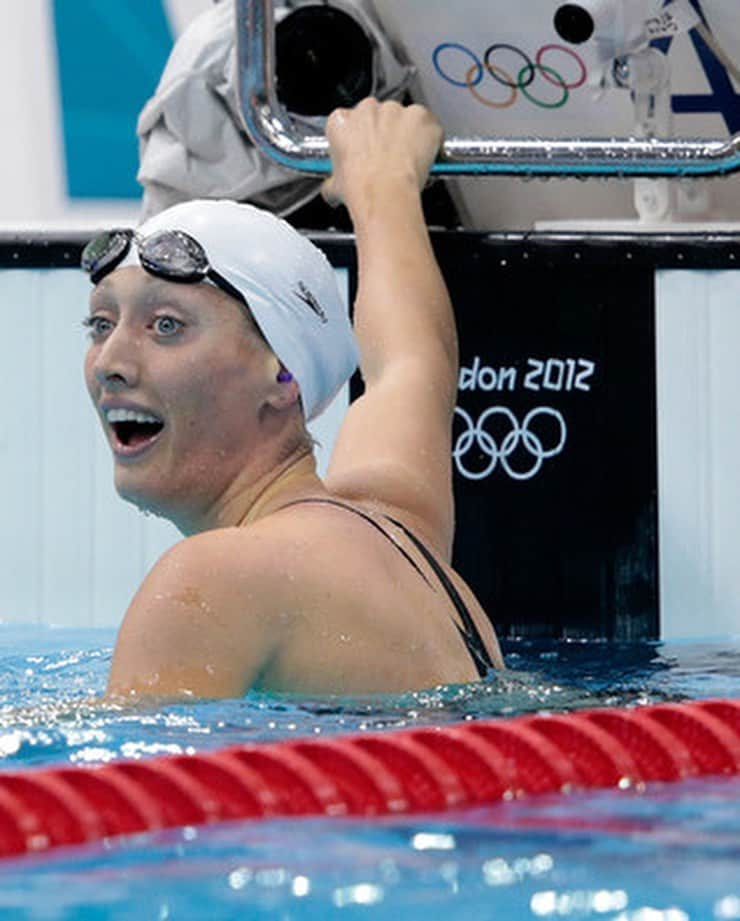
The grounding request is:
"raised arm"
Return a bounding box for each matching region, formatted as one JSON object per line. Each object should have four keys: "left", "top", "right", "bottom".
{"left": 322, "top": 100, "right": 459, "bottom": 558}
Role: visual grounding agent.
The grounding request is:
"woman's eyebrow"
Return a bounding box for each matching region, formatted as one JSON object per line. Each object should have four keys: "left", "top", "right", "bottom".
{"left": 89, "top": 277, "right": 184, "bottom": 311}
{"left": 138, "top": 279, "right": 192, "bottom": 304}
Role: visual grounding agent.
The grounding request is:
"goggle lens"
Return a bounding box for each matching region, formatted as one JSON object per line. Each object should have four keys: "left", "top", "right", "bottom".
{"left": 81, "top": 230, "right": 132, "bottom": 283}
{"left": 139, "top": 230, "right": 209, "bottom": 281}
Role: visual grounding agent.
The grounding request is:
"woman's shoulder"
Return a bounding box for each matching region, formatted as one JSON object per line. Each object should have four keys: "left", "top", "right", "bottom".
{"left": 161, "top": 513, "right": 363, "bottom": 597}
{"left": 161, "top": 522, "right": 316, "bottom": 581}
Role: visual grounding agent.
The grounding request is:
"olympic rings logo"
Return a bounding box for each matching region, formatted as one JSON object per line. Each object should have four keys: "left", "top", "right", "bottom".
{"left": 453, "top": 406, "right": 568, "bottom": 482}
{"left": 432, "top": 42, "right": 588, "bottom": 110}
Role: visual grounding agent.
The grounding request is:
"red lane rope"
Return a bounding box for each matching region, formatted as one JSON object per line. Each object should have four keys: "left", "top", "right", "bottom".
{"left": 1, "top": 698, "right": 739, "bottom": 859}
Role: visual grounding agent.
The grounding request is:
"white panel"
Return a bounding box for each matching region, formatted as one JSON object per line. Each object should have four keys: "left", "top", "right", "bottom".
{"left": 38, "top": 271, "right": 95, "bottom": 626}
{"left": 0, "top": 0, "right": 66, "bottom": 221}
{"left": 705, "top": 273, "right": 740, "bottom": 630}
{"left": 656, "top": 269, "right": 740, "bottom": 639}
{"left": 0, "top": 271, "right": 44, "bottom": 623}
{"left": 0, "top": 265, "right": 351, "bottom": 628}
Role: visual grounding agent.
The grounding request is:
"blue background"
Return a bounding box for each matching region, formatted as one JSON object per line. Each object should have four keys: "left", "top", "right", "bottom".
{"left": 53, "top": 0, "right": 174, "bottom": 199}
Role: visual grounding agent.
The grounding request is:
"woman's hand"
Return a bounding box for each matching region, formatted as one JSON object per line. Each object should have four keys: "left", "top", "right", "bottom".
{"left": 321, "top": 98, "right": 443, "bottom": 214}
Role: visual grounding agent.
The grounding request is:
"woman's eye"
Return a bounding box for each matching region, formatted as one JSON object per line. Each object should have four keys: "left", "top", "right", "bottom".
{"left": 152, "top": 315, "right": 184, "bottom": 337}
{"left": 83, "top": 315, "right": 114, "bottom": 339}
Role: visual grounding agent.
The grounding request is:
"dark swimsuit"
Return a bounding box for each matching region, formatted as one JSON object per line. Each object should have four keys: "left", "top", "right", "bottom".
{"left": 281, "top": 498, "right": 494, "bottom": 678}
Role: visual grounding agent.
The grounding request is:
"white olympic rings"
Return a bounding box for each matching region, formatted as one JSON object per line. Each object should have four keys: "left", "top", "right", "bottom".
{"left": 453, "top": 406, "right": 568, "bottom": 481}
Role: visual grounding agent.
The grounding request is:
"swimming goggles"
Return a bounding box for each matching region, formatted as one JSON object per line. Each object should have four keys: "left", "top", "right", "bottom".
{"left": 81, "top": 228, "right": 247, "bottom": 307}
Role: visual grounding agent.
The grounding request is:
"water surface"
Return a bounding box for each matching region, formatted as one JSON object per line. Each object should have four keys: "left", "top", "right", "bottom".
{"left": 0, "top": 625, "right": 739, "bottom": 919}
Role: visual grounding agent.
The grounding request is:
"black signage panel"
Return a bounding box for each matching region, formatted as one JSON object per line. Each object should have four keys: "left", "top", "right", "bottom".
{"left": 441, "top": 238, "right": 658, "bottom": 640}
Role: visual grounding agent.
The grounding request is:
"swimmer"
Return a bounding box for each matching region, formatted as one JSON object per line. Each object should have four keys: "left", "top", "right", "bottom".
{"left": 82, "top": 99, "right": 504, "bottom": 699}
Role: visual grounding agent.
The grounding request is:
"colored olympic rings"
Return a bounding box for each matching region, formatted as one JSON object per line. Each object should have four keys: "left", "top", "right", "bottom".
{"left": 484, "top": 44, "right": 535, "bottom": 89}
{"left": 537, "top": 44, "right": 587, "bottom": 89}
{"left": 434, "top": 42, "right": 483, "bottom": 88}
{"left": 433, "top": 41, "right": 587, "bottom": 109}
{"left": 466, "top": 64, "right": 516, "bottom": 109}
{"left": 518, "top": 64, "right": 568, "bottom": 109}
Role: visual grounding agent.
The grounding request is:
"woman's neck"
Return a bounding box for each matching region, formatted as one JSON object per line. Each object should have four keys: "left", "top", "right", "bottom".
{"left": 176, "top": 447, "right": 327, "bottom": 536}
{"left": 237, "top": 450, "right": 329, "bottom": 526}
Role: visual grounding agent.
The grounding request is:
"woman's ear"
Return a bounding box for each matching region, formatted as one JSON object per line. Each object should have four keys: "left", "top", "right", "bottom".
{"left": 265, "top": 364, "right": 301, "bottom": 412}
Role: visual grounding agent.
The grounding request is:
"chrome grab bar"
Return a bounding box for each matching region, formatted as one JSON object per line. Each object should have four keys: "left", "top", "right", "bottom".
{"left": 235, "top": 0, "right": 740, "bottom": 177}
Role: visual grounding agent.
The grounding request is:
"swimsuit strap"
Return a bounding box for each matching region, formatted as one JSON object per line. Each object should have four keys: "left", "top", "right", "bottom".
{"left": 279, "top": 497, "right": 492, "bottom": 678}
{"left": 278, "top": 498, "right": 434, "bottom": 590}
{"left": 383, "top": 514, "right": 494, "bottom": 678}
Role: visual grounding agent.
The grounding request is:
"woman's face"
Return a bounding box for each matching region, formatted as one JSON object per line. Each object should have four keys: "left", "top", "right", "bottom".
{"left": 84, "top": 267, "right": 277, "bottom": 524}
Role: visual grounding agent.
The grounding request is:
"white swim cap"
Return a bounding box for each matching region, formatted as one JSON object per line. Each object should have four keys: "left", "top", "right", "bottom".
{"left": 121, "top": 199, "right": 358, "bottom": 421}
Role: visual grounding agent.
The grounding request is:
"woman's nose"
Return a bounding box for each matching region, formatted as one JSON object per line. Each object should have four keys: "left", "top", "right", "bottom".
{"left": 92, "top": 327, "right": 140, "bottom": 390}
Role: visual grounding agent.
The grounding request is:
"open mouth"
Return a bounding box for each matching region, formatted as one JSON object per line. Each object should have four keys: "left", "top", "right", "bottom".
{"left": 105, "top": 409, "right": 165, "bottom": 452}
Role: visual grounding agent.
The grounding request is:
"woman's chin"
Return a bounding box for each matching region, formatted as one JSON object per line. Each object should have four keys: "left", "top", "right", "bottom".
{"left": 114, "top": 474, "right": 172, "bottom": 521}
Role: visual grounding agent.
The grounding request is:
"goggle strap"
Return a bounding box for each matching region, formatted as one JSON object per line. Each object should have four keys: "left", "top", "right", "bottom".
{"left": 207, "top": 269, "right": 248, "bottom": 308}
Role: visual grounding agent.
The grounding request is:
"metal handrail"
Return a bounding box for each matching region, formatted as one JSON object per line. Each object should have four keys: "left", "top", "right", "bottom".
{"left": 235, "top": 0, "right": 740, "bottom": 177}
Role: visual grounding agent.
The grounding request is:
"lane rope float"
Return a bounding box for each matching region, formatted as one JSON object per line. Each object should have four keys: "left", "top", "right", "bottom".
{"left": 0, "top": 698, "right": 739, "bottom": 858}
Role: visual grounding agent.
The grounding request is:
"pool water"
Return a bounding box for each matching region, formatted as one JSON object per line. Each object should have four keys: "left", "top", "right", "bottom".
{"left": 0, "top": 625, "right": 739, "bottom": 919}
